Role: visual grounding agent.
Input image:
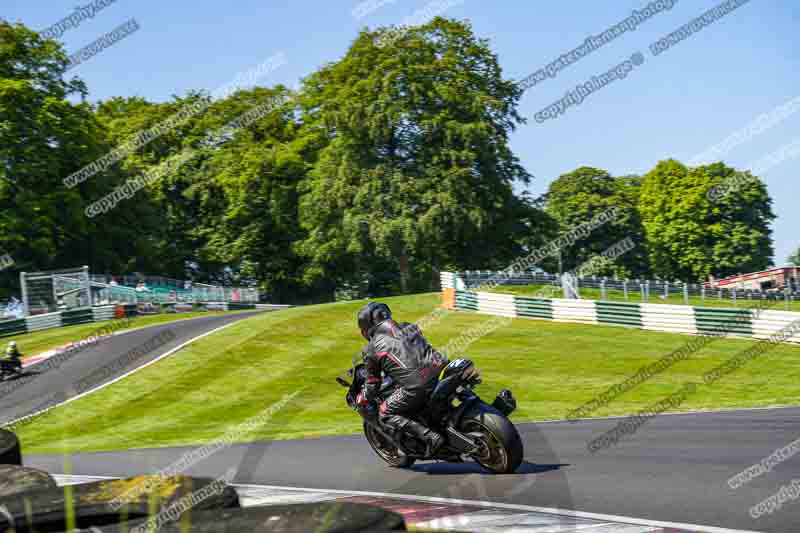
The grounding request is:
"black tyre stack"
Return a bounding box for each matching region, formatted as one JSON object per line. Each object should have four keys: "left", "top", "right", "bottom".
{"left": 0, "top": 428, "right": 21, "bottom": 466}
{"left": 0, "top": 464, "right": 58, "bottom": 497}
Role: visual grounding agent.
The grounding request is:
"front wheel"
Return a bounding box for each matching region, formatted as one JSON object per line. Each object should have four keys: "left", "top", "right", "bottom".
{"left": 363, "top": 421, "right": 415, "bottom": 468}
{"left": 460, "top": 403, "right": 523, "bottom": 474}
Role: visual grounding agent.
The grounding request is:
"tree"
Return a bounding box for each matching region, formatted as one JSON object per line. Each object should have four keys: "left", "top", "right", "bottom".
{"left": 639, "top": 159, "right": 775, "bottom": 281}
{"left": 0, "top": 20, "right": 156, "bottom": 296}
{"left": 93, "top": 93, "right": 216, "bottom": 279}
{"left": 296, "top": 17, "right": 539, "bottom": 292}
{"left": 183, "top": 86, "right": 328, "bottom": 301}
{"left": 544, "top": 167, "right": 649, "bottom": 277}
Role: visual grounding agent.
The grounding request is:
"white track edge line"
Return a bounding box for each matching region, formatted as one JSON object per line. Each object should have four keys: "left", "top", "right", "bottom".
{"left": 50, "top": 475, "right": 759, "bottom": 533}
{"left": 230, "top": 483, "right": 760, "bottom": 533}
{"left": 5, "top": 321, "right": 239, "bottom": 427}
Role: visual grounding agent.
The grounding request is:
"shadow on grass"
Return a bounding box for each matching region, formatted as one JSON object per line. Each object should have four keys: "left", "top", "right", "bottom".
{"left": 410, "top": 460, "right": 569, "bottom": 475}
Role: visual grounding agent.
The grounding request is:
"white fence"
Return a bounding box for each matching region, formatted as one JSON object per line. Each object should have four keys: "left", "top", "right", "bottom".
{"left": 441, "top": 272, "right": 800, "bottom": 345}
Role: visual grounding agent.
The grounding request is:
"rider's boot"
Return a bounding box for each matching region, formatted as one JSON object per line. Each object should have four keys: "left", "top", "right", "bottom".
{"left": 403, "top": 419, "right": 444, "bottom": 456}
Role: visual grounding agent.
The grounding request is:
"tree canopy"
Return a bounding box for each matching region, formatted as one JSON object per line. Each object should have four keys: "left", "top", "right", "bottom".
{"left": 544, "top": 167, "right": 649, "bottom": 278}
{"left": 296, "top": 18, "right": 537, "bottom": 293}
{"left": 639, "top": 160, "right": 775, "bottom": 281}
{"left": 0, "top": 17, "right": 782, "bottom": 301}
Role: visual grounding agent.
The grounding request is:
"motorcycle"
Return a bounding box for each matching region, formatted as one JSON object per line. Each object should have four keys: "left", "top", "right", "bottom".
{"left": 0, "top": 359, "right": 23, "bottom": 381}
{"left": 337, "top": 357, "right": 523, "bottom": 474}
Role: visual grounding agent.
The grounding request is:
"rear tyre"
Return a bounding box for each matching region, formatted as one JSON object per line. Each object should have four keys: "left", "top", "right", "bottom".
{"left": 460, "top": 402, "right": 523, "bottom": 474}
{"left": 364, "top": 421, "right": 415, "bottom": 468}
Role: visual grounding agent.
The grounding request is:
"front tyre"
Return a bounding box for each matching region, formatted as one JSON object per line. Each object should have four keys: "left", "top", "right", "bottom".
{"left": 363, "top": 421, "right": 415, "bottom": 468}
{"left": 461, "top": 402, "right": 523, "bottom": 474}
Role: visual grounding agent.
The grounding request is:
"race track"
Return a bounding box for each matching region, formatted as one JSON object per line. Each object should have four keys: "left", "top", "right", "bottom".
{"left": 6, "top": 313, "right": 799, "bottom": 532}
{"left": 0, "top": 311, "right": 266, "bottom": 424}
{"left": 24, "top": 408, "right": 800, "bottom": 532}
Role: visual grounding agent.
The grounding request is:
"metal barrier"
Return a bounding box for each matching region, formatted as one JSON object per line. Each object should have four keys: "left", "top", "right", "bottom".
{"left": 92, "top": 305, "right": 117, "bottom": 322}
{"left": 24, "top": 312, "right": 62, "bottom": 332}
{"left": 21, "top": 266, "right": 259, "bottom": 316}
{"left": 445, "top": 288, "right": 800, "bottom": 345}
{"left": 441, "top": 270, "right": 800, "bottom": 311}
{"left": 0, "top": 319, "right": 27, "bottom": 338}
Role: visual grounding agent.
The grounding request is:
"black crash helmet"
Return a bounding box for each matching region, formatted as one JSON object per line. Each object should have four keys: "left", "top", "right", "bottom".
{"left": 357, "top": 302, "right": 392, "bottom": 340}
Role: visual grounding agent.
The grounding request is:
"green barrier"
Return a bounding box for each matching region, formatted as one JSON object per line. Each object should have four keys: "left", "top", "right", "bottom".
{"left": 61, "top": 308, "right": 94, "bottom": 326}
{"left": 455, "top": 290, "right": 479, "bottom": 311}
{"left": 694, "top": 307, "right": 753, "bottom": 336}
{"left": 596, "top": 301, "right": 642, "bottom": 328}
{"left": 0, "top": 319, "right": 27, "bottom": 338}
{"left": 227, "top": 303, "right": 255, "bottom": 310}
{"left": 514, "top": 296, "right": 553, "bottom": 319}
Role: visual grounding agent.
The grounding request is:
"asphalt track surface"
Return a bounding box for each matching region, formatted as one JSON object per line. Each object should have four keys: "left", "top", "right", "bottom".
{"left": 4, "top": 313, "right": 798, "bottom": 531}
{"left": 23, "top": 408, "right": 800, "bottom": 532}
{"left": 0, "top": 310, "right": 266, "bottom": 424}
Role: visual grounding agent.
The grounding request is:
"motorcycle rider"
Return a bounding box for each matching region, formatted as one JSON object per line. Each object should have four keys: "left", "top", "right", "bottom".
{"left": 356, "top": 302, "right": 449, "bottom": 456}
{"left": 2, "top": 341, "right": 22, "bottom": 371}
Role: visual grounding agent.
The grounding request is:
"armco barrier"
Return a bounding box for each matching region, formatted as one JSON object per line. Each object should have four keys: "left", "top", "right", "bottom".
{"left": 227, "top": 302, "right": 255, "bottom": 310}
{"left": 552, "top": 299, "right": 597, "bottom": 325}
{"left": 445, "top": 288, "right": 800, "bottom": 345}
{"left": 24, "top": 312, "right": 62, "bottom": 333}
{"left": 92, "top": 305, "right": 116, "bottom": 322}
{"left": 596, "top": 301, "right": 642, "bottom": 328}
{"left": 0, "top": 319, "right": 26, "bottom": 338}
{"left": 61, "top": 308, "right": 94, "bottom": 326}
{"left": 254, "top": 304, "right": 292, "bottom": 310}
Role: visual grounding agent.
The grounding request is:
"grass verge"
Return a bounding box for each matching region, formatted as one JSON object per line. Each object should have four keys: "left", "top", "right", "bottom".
{"left": 14, "top": 293, "right": 800, "bottom": 454}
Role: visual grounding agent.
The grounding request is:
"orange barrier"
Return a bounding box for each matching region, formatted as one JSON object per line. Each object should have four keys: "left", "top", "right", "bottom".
{"left": 441, "top": 288, "right": 456, "bottom": 310}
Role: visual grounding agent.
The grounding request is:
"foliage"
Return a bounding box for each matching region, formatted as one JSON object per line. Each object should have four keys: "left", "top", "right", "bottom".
{"left": 296, "top": 17, "right": 537, "bottom": 292}
{"left": 639, "top": 160, "right": 775, "bottom": 281}
{"left": 0, "top": 21, "right": 157, "bottom": 296}
{"left": 544, "top": 167, "right": 649, "bottom": 277}
{"left": 0, "top": 17, "right": 780, "bottom": 300}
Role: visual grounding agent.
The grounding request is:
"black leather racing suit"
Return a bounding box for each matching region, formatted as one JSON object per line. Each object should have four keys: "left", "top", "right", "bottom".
{"left": 362, "top": 319, "right": 448, "bottom": 437}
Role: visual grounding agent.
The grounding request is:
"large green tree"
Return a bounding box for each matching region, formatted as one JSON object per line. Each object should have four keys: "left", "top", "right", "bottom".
{"left": 0, "top": 20, "right": 156, "bottom": 296}
{"left": 94, "top": 92, "right": 220, "bottom": 280}
{"left": 296, "top": 17, "right": 539, "bottom": 292}
{"left": 639, "top": 159, "right": 775, "bottom": 281}
{"left": 544, "top": 167, "right": 649, "bottom": 277}
{"left": 183, "top": 87, "right": 329, "bottom": 301}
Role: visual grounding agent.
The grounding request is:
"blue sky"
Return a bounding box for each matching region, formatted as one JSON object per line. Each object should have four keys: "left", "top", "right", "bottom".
{"left": 5, "top": 0, "right": 798, "bottom": 267}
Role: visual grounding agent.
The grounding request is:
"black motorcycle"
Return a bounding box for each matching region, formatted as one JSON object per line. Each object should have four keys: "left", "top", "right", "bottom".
{"left": 0, "top": 359, "right": 23, "bottom": 381}
{"left": 337, "top": 357, "right": 523, "bottom": 474}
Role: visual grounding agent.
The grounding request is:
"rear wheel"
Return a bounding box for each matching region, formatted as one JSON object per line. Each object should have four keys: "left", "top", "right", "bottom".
{"left": 461, "top": 403, "right": 523, "bottom": 474}
{"left": 363, "top": 421, "right": 415, "bottom": 468}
